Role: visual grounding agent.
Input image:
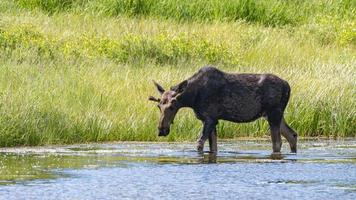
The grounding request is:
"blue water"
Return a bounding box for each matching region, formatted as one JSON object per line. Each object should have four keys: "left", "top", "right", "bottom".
{"left": 0, "top": 139, "right": 355, "bottom": 200}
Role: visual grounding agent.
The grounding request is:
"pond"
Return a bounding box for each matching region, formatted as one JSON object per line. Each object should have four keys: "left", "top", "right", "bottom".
{"left": 0, "top": 139, "right": 355, "bottom": 199}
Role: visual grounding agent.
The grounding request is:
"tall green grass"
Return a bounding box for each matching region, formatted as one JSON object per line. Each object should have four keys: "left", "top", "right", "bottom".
{"left": 15, "top": 0, "right": 355, "bottom": 27}
{"left": 0, "top": 24, "right": 238, "bottom": 65}
{"left": 0, "top": 0, "right": 355, "bottom": 147}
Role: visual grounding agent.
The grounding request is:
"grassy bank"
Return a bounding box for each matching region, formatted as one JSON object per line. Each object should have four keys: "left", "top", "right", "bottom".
{"left": 0, "top": 0, "right": 355, "bottom": 146}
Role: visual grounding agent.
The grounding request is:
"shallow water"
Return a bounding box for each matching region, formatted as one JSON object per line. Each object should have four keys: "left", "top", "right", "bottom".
{"left": 0, "top": 139, "right": 355, "bottom": 200}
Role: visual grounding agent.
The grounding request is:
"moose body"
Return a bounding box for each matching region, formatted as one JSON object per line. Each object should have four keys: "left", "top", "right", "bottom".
{"left": 149, "top": 66, "right": 297, "bottom": 154}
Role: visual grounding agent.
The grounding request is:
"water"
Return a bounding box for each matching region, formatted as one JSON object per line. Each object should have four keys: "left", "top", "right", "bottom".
{"left": 0, "top": 139, "right": 355, "bottom": 200}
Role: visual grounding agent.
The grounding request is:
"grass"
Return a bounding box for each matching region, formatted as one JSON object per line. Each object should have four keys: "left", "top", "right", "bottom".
{"left": 14, "top": 0, "right": 355, "bottom": 27}
{"left": 0, "top": 0, "right": 355, "bottom": 147}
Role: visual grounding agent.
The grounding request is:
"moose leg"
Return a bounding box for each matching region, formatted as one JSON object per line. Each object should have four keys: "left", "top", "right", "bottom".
{"left": 280, "top": 117, "right": 297, "bottom": 153}
{"left": 267, "top": 109, "right": 283, "bottom": 153}
{"left": 208, "top": 128, "right": 218, "bottom": 153}
{"left": 197, "top": 119, "right": 217, "bottom": 153}
{"left": 270, "top": 126, "right": 282, "bottom": 153}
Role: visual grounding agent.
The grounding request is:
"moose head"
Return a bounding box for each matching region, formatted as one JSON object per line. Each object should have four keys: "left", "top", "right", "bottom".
{"left": 148, "top": 80, "right": 187, "bottom": 136}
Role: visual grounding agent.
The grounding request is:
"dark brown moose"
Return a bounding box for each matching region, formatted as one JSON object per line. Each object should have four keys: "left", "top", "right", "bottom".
{"left": 149, "top": 67, "right": 297, "bottom": 154}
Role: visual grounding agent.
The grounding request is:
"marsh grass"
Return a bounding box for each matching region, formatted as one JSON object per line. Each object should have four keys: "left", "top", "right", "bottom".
{"left": 15, "top": 0, "right": 299, "bottom": 26}
{"left": 0, "top": 24, "right": 239, "bottom": 65}
{"left": 0, "top": 0, "right": 355, "bottom": 146}
{"left": 15, "top": 0, "right": 355, "bottom": 27}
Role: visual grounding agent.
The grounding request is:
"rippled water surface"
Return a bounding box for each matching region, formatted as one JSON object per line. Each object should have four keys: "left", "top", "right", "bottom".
{"left": 0, "top": 139, "right": 355, "bottom": 200}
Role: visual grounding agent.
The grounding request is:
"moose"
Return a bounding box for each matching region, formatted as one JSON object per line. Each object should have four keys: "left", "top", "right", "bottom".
{"left": 149, "top": 66, "right": 297, "bottom": 154}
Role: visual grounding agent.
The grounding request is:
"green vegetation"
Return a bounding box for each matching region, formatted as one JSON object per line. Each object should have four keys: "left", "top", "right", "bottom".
{"left": 0, "top": 0, "right": 355, "bottom": 146}
{"left": 14, "top": 0, "right": 356, "bottom": 27}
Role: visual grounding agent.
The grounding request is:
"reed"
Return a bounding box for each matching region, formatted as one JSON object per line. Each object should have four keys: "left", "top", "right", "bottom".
{"left": 0, "top": 0, "right": 354, "bottom": 146}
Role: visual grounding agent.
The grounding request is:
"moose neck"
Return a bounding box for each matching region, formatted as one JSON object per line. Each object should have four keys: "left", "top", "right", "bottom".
{"left": 171, "top": 77, "right": 199, "bottom": 109}
{"left": 175, "top": 89, "right": 197, "bottom": 109}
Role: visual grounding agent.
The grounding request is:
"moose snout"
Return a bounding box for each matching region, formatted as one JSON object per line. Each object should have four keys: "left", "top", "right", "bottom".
{"left": 158, "top": 127, "right": 170, "bottom": 136}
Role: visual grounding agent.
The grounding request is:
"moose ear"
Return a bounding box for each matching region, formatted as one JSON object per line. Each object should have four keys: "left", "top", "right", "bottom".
{"left": 148, "top": 96, "right": 160, "bottom": 102}
{"left": 153, "top": 80, "right": 165, "bottom": 94}
{"left": 176, "top": 80, "right": 188, "bottom": 93}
